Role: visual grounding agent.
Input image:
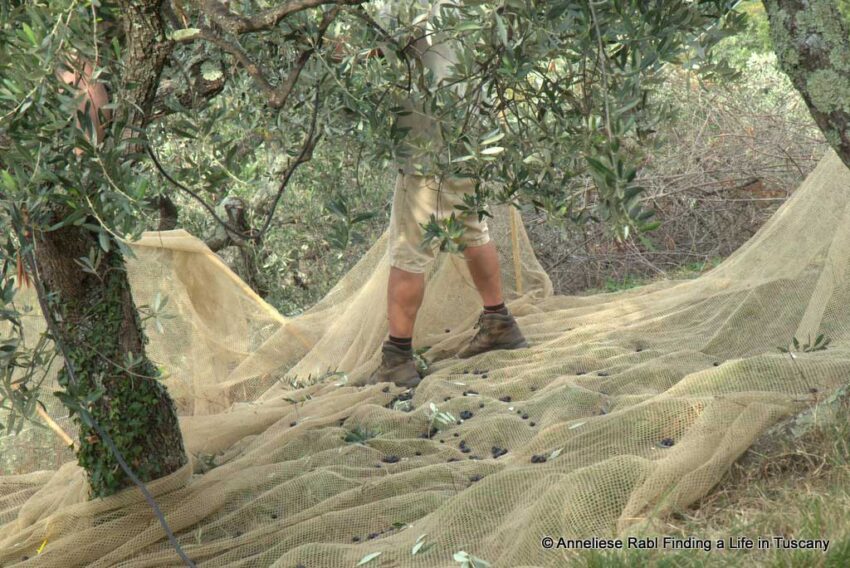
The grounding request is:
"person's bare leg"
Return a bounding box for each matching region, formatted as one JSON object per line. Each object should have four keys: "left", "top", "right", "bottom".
{"left": 458, "top": 240, "right": 527, "bottom": 358}
{"left": 463, "top": 241, "right": 504, "bottom": 307}
{"left": 360, "top": 266, "right": 424, "bottom": 387}
{"left": 387, "top": 267, "right": 426, "bottom": 338}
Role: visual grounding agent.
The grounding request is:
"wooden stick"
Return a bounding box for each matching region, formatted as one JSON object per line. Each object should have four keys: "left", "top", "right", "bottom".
{"left": 36, "top": 405, "right": 76, "bottom": 448}
{"left": 9, "top": 384, "right": 77, "bottom": 449}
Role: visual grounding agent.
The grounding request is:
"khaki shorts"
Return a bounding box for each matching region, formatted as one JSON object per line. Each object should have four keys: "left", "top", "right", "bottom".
{"left": 388, "top": 173, "right": 490, "bottom": 273}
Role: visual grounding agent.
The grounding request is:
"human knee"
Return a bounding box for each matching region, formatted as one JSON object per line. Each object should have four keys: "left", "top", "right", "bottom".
{"left": 389, "top": 266, "right": 425, "bottom": 300}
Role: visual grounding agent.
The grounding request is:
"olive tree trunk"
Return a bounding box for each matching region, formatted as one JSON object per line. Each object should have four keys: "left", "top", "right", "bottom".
{"left": 34, "top": 223, "right": 186, "bottom": 497}
{"left": 37, "top": 0, "right": 187, "bottom": 498}
{"left": 763, "top": 0, "right": 850, "bottom": 167}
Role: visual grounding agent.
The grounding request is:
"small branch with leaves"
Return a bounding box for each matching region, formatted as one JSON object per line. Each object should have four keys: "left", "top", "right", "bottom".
{"left": 195, "top": 0, "right": 368, "bottom": 35}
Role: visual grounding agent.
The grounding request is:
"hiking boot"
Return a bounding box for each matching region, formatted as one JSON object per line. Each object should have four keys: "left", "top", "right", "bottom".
{"left": 361, "top": 342, "right": 421, "bottom": 389}
{"left": 458, "top": 311, "right": 528, "bottom": 359}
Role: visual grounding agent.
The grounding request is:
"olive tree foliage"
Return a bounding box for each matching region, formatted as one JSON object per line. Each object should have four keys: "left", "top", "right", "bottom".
{"left": 0, "top": 1, "right": 194, "bottom": 497}
{"left": 340, "top": 0, "right": 746, "bottom": 245}
{"left": 0, "top": 0, "right": 742, "bottom": 480}
{"left": 0, "top": 1, "right": 149, "bottom": 436}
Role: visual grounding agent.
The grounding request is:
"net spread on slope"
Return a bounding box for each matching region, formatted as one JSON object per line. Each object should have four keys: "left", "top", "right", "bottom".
{"left": 2, "top": 151, "right": 849, "bottom": 567}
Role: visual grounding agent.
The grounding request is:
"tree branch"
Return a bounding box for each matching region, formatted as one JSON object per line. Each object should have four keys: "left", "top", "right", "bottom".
{"left": 116, "top": 0, "right": 172, "bottom": 135}
{"left": 147, "top": 92, "right": 321, "bottom": 244}
{"left": 256, "top": 78, "right": 324, "bottom": 239}
{"left": 145, "top": 141, "right": 258, "bottom": 241}
{"left": 146, "top": 8, "right": 331, "bottom": 242}
{"left": 194, "top": 6, "right": 338, "bottom": 108}
{"left": 195, "top": 0, "right": 367, "bottom": 34}
{"left": 150, "top": 55, "right": 226, "bottom": 120}
{"left": 204, "top": 196, "right": 251, "bottom": 251}
{"left": 148, "top": 195, "right": 179, "bottom": 230}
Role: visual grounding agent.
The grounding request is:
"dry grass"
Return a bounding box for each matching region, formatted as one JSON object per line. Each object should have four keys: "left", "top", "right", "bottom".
{"left": 527, "top": 63, "right": 827, "bottom": 296}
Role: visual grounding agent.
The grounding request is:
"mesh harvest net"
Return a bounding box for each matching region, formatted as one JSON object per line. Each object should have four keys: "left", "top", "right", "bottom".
{"left": 2, "top": 150, "right": 850, "bottom": 566}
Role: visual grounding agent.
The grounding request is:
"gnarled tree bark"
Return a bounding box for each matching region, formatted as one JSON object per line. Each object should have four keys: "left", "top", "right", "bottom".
{"left": 33, "top": 218, "right": 186, "bottom": 497}
{"left": 33, "top": 0, "right": 187, "bottom": 497}
{"left": 763, "top": 0, "right": 850, "bottom": 167}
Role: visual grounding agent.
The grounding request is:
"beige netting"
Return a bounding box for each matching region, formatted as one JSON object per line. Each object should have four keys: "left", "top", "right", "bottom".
{"left": 2, "top": 151, "right": 849, "bottom": 566}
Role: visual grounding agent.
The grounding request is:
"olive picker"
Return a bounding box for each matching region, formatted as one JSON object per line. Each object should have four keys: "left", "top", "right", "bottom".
{"left": 360, "top": 0, "right": 528, "bottom": 389}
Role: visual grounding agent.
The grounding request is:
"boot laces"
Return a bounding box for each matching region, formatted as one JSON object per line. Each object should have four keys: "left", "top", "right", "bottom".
{"left": 470, "top": 313, "right": 488, "bottom": 345}
{"left": 473, "top": 312, "right": 485, "bottom": 330}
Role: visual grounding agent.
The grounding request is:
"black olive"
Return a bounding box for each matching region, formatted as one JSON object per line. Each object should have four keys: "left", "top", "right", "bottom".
{"left": 491, "top": 446, "right": 507, "bottom": 458}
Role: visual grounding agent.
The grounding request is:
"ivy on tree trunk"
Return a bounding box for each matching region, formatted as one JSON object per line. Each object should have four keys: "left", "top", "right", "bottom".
{"left": 34, "top": 221, "right": 186, "bottom": 497}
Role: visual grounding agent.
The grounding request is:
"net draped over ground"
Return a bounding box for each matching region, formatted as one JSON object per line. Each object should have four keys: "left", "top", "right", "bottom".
{"left": 2, "top": 151, "right": 850, "bottom": 566}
